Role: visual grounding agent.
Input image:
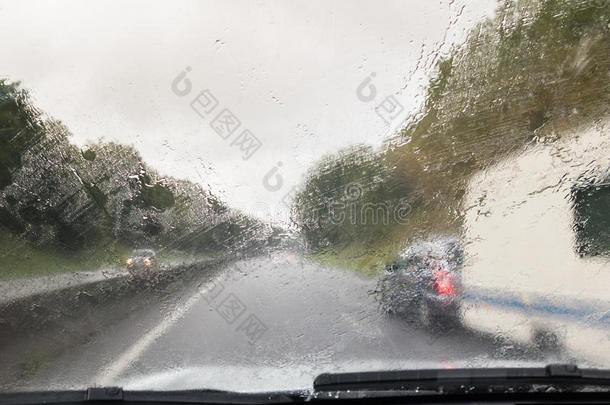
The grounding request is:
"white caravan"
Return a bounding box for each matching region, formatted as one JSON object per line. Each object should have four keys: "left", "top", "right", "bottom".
{"left": 460, "top": 119, "right": 610, "bottom": 366}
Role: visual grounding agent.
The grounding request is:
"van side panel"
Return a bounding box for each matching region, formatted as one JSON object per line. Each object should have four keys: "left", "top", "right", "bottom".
{"left": 461, "top": 122, "right": 610, "bottom": 365}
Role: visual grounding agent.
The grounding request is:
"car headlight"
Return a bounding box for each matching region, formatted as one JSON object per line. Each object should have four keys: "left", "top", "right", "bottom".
{"left": 126, "top": 258, "right": 133, "bottom": 266}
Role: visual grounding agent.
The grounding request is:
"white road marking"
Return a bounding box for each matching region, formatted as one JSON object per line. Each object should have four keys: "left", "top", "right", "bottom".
{"left": 96, "top": 279, "right": 219, "bottom": 385}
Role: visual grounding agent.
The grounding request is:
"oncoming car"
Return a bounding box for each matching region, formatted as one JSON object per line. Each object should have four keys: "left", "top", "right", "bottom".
{"left": 125, "top": 249, "right": 158, "bottom": 274}
{"left": 377, "top": 238, "right": 463, "bottom": 328}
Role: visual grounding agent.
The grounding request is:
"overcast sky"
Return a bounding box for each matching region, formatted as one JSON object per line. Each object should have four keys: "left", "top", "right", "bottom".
{"left": 0, "top": 0, "right": 497, "bottom": 223}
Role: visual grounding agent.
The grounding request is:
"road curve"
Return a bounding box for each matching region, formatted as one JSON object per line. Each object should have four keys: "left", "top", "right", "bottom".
{"left": 6, "top": 252, "right": 566, "bottom": 392}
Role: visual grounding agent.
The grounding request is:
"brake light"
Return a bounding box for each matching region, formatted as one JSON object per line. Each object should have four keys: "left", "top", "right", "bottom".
{"left": 433, "top": 271, "right": 456, "bottom": 296}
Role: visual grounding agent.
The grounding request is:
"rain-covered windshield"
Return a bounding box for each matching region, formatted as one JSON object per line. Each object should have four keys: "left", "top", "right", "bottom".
{"left": 0, "top": 0, "right": 609, "bottom": 394}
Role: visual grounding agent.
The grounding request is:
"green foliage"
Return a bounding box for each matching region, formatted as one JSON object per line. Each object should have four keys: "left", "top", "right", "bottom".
{"left": 293, "top": 145, "right": 414, "bottom": 253}
{"left": 0, "top": 79, "right": 44, "bottom": 189}
{"left": 0, "top": 80, "right": 271, "bottom": 278}
{"left": 81, "top": 148, "right": 96, "bottom": 161}
{"left": 138, "top": 177, "right": 175, "bottom": 211}
{"left": 292, "top": 0, "right": 610, "bottom": 272}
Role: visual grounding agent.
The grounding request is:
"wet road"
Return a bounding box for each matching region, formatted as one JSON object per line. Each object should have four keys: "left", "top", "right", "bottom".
{"left": 10, "top": 252, "right": 563, "bottom": 392}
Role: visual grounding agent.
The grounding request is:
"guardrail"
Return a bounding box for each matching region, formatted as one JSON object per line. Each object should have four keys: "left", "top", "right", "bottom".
{"left": 0, "top": 256, "right": 232, "bottom": 389}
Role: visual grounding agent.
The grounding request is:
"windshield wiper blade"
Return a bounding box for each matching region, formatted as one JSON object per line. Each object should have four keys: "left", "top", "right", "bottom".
{"left": 0, "top": 387, "right": 305, "bottom": 405}
{"left": 3, "top": 366, "right": 609, "bottom": 405}
{"left": 313, "top": 364, "right": 610, "bottom": 394}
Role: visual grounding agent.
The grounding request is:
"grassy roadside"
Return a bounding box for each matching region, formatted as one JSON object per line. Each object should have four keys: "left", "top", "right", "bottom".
{"left": 0, "top": 232, "right": 130, "bottom": 280}
{"left": 0, "top": 231, "right": 218, "bottom": 280}
{"left": 309, "top": 204, "right": 462, "bottom": 276}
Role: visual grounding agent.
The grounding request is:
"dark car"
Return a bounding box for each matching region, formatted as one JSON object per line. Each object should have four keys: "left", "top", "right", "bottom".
{"left": 376, "top": 237, "right": 462, "bottom": 328}
{"left": 125, "top": 249, "right": 158, "bottom": 274}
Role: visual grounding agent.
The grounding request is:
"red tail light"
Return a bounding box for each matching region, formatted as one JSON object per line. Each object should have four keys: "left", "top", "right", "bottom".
{"left": 433, "top": 270, "right": 456, "bottom": 296}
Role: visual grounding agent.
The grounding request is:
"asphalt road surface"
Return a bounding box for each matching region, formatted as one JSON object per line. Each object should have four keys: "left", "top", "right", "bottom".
{"left": 4, "top": 252, "right": 568, "bottom": 393}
